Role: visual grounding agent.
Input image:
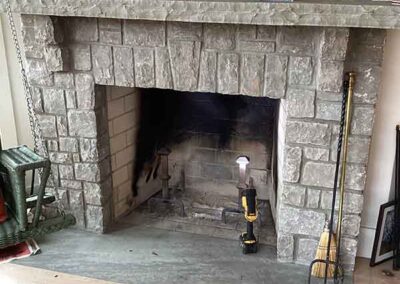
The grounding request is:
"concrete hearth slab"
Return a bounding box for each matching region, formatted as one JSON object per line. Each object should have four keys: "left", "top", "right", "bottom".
{"left": 13, "top": 224, "right": 352, "bottom": 283}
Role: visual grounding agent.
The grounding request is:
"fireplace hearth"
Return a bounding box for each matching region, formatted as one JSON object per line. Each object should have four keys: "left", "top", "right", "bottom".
{"left": 18, "top": 13, "right": 386, "bottom": 270}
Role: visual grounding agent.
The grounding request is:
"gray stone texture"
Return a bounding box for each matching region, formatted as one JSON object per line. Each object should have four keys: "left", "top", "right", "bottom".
{"left": 296, "top": 238, "right": 319, "bottom": 264}
{"left": 113, "top": 47, "right": 135, "bottom": 87}
{"left": 155, "top": 48, "right": 173, "bottom": 89}
{"left": 264, "top": 55, "right": 288, "bottom": 99}
{"left": 42, "top": 88, "right": 65, "bottom": 115}
{"left": 92, "top": 45, "right": 114, "bottom": 85}
{"left": 277, "top": 234, "right": 294, "bottom": 262}
{"left": 71, "top": 44, "right": 91, "bottom": 71}
{"left": 317, "top": 61, "right": 344, "bottom": 92}
{"left": 281, "top": 184, "right": 306, "bottom": 207}
{"left": 287, "top": 88, "right": 315, "bottom": 118}
{"left": 289, "top": 57, "right": 313, "bottom": 86}
{"left": 169, "top": 41, "right": 201, "bottom": 91}
{"left": 306, "top": 188, "right": 320, "bottom": 209}
{"left": 204, "top": 24, "right": 235, "bottom": 50}
{"left": 134, "top": 48, "right": 155, "bottom": 88}
{"left": 279, "top": 206, "right": 325, "bottom": 237}
{"left": 240, "top": 54, "right": 265, "bottom": 96}
{"left": 217, "top": 53, "right": 239, "bottom": 94}
{"left": 286, "top": 121, "right": 330, "bottom": 146}
{"left": 283, "top": 146, "right": 302, "bottom": 183}
{"left": 320, "top": 28, "right": 349, "bottom": 61}
{"left": 7, "top": 2, "right": 400, "bottom": 30}
{"left": 301, "top": 161, "right": 335, "bottom": 188}
{"left": 68, "top": 110, "right": 97, "bottom": 138}
{"left": 198, "top": 51, "right": 217, "bottom": 92}
{"left": 316, "top": 101, "right": 341, "bottom": 121}
{"left": 99, "top": 19, "right": 122, "bottom": 45}
{"left": 303, "top": 147, "right": 329, "bottom": 162}
{"left": 123, "top": 20, "right": 165, "bottom": 47}
{"left": 75, "top": 73, "right": 95, "bottom": 109}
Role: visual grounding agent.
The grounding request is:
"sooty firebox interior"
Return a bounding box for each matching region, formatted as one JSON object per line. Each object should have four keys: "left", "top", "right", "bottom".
{"left": 108, "top": 87, "right": 278, "bottom": 245}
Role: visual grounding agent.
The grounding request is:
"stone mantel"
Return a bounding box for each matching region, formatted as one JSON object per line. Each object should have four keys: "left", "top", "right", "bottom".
{"left": 1, "top": 0, "right": 400, "bottom": 30}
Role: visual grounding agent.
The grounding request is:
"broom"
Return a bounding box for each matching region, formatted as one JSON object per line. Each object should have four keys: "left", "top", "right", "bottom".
{"left": 311, "top": 221, "right": 337, "bottom": 278}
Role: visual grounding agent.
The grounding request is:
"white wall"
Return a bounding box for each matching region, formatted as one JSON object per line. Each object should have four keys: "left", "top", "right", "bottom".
{"left": 358, "top": 30, "right": 400, "bottom": 258}
{"left": 0, "top": 13, "right": 32, "bottom": 149}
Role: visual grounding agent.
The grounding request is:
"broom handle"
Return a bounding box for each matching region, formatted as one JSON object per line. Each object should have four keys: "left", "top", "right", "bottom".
{"left": 323, "top": 76, "right": 348, "bottom": 283}
{"left": 335, "top": 72, "right": 356, "bottom": 280}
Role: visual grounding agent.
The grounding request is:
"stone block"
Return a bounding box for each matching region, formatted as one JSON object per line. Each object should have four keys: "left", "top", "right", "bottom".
{"left": 279, "top": 206, "right": 325, "bottom": 237}
{"left": 169, "top": 40, "right": 201, "bottom": 91}
{"left": 114, "top": 47, "right": 135, "bottom": 87}
{"left": 26, "top": 59, "right": 53, "bottom": 86}
{"left": 217, "top": 53, "right": 239, "bottom": 94}
{"left": 283, "top": 146, "right": 302, "bottom": 183}
{"left": 68, "top": 110, "right": 97, "bottom": 138}
{"left": 345, "top": 164, "right": 367, "bottom": 191}
{"left": 33, "top": 16, "right": 56, "bottom": 45}
{"left": 264, "top": 54, "right": 288, "bottom": 99}
{"left": 304, "top": 147, "right": 329, "bottom": 161}
{"left": 75, "top": 73, "right": 95, "bottom": 109}
{"left": 320, "top": 28, "right": 349, "bottom": 61}
{"left": 301, "top": 161, "right": 335, "bottom": 188}
{"left": 59, "top": 137, "right": 78, "bottom": 152}
{"left": 287, "top": 88, "right": 315, "bottom": 118}
{"left": 155, "top": 48, "right": 173, "bottom": 89}
{"left": 277, "top": 26, "right": 317, "bottom": 56}
{"left": 22, "top": 26, "right": 44, "bottom": 59}
{"left": 30, "top": 87, "right": 43, "bottom": 112}
{"left": 71, "top": 44, "right": 91, "bottom": 71}
{"left": 289, "top": 57, "right": 313, "bottom": 86}
{"left": 47, "top": 140, "right": 58, "bottom": 151}
{"left": 86, "top": 204, "right": 109, "bottom": 232}
{"left": 49, "top": 152, "right": 72, "bottom": 164}
{"left": 237, "top": 25, "right": 257, "bottom": 40}
{"left": 282, "top": 184, "right": 306, "bottom": 207}
{"left": 277, "top": 234, "right": 294, "bottom": 262}
{"left": 37, "top": 115, "right": 57, "bottom": 138}
{"left": 68, "top": 190, "right": 85, "bottom": 227}
{"left": 198, "top": 51, "right": 217, "bottom": 92}
{"left": 134, "top": 48, "right": 155, "bottom": 88}
{"left": 167, "top": 22, "right": 202, "bottom": 41}
{"left": 257, "top": 26, "right": 276, "bottom": 40}
{"left": 286, "top": 121, "right": 330, "bottom": 146}
{"left": 204, "top": 24, "right": 235, "bottom": 50}
{"left": 65, "top": 90, "right": 77, "bottom": 109}
{"left": 99, "top": 18, "right": 122, "bottom": 44}
{"left": 44, "top": 45, "right": 65, "bottom": 72}
{"left": 84, "top": 182, "right": 104, "bottom": 205}
{"left": 237, "top": 40, "right": 275, "bottom": 53}
{"left": 56, "top": 116, "right": 68, "bottom": 137}
{"left": 75, "top": 163, "right": 100, "bottom": 182}
{"left": 68, "top": 17, "right": 98, "bottom": 42}
{"left": 317, "top": 91, "right": 342, "bottom": 102}
{"left": 351, "top": 64, "right": 381, "bottom": 105}
{"left": 92, "top": 45, "right": 114, "bottom": 85}
{"left": 316, "top": 101, "right": 341, "bottom": 121}
{"left": 351, "top": 106, "right": 375, "bottom": 136}
{"left": 240, "top": 53, "right": 265, "bottom": 96}
{"left": 331, "top": 136, "right": 370, "bottom": 164}
{"left": 342, "top": 215, "right": 361, "bottom": 237}
{"left": 54, "top": 73, "right": 74, "bottom": 89}
{"left": 42, "top": 88, "right": 65, "bottom": 115}
{"left": 297, "top": 239, "right": 319, "bottom": 264}
{"left": 123, "top": 20, "right": 165, "bottom": 47}
{"left": 340, "top": 238, "right": 358, "bottom": 271}
{"left": 79, "top": 138, "right": 99, "bottom": 163}
{"left": 306, "top": 188, "right": 320, "bottom": 208}
{"left": 59, "top": 164, "right": 74, "bottom": 180}
{"left": 317, "top": 61, "right": 344, "bottom": 92}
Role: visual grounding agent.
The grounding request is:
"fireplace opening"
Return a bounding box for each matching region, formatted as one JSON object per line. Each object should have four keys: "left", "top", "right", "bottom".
{"left": 106, "top": 86, "right": 278, "bottom": 245}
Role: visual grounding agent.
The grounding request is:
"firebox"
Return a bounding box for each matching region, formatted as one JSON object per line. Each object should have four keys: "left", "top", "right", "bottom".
{"left": 107, "top": 87, "right": 278, "bottom": 245}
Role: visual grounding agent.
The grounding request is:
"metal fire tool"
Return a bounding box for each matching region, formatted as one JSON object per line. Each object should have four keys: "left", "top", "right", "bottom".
{"left": 308, "top": 72, "right": 355, "bottom": 284}
{"left": 148, "top": 148, "right": 185, "bottom": 217}
{"left": 221, "top": 156, "right": 249, "bottom": 223}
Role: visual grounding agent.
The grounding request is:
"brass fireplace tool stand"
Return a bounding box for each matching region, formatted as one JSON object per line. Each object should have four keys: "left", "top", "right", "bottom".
{"left": 221, "top": 156, "right": 249, "bottom": 223}
{"left": 148, "top": 148, "right": 185, "bottom": 217}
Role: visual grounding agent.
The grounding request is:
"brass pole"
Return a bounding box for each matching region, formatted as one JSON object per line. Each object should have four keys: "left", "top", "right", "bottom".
{"left": 335, "top": 72, "right": 356, "bottom": 277}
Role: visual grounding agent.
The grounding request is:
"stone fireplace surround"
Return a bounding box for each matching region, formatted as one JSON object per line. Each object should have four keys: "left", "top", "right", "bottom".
{"left": 12, "top": 10, "right": 385, "bottom": 271}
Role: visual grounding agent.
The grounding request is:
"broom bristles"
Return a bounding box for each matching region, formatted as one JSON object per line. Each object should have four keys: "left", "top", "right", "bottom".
{"left": 311, "top": 228, "right": 338, "bottom": 278}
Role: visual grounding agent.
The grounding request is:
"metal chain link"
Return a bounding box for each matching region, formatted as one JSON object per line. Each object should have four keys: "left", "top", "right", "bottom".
{"left": 5, "top": 0, "right": 65, "bottom": 212}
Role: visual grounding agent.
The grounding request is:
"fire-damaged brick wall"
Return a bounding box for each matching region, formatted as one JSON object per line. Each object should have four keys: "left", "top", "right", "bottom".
{"left": 20, "top": 14, "right": 385, "bottom": 270}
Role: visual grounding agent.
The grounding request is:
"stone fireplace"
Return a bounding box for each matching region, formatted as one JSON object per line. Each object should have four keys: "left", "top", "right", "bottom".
{"left": 14, "top": 9, "right": 385, "bottom": 271}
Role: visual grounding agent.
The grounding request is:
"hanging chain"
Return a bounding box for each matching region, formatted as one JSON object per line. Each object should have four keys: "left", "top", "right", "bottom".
{"left": 5, "top": 0, "right": 65, "bottom": 212}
